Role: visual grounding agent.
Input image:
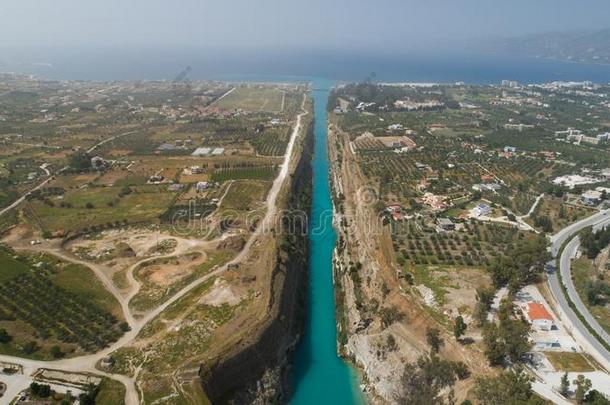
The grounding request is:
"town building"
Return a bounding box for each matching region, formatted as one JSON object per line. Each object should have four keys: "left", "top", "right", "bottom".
{"left": 526, "top": 302, "right": 555, "bottom": 331}
{"left": 555, "top": 127, "right": 582, "bottom": 138}
{"left": 191, "top": 147, "right": 212, "bottom": 156}
{"left": 436, "top": 218, "right": 455, "bottom": 232}
{"left": 470, "top": 203, "right": 491, "bottom": 217}
{"left": 503, "top": 123, "right": 534, "bottom": 132}
{"left": 386, "top": 205, "right": 404, "bottom": 221}
{"left": 472, "top": 183, "right": 502, "bottom": 192}
{"left": 196, "top": 181, "right": 210, "bottom": 191}
{"left": 552, "top": 174, "right": 601, "bottom": 189}
{"left": 91, "top": 156, "right": 108, "bottom": 171}
{"left": 581, "top": 190, "right": 603, "bottom": 206}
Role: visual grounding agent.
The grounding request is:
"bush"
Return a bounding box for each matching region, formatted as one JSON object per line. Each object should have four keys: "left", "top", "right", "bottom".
{"left": 379, "top": 306, "right": 404, "bottom": 327}
{"left": 50, "top": 345, "right": 64, "bottom": 358}
{"left": 22, "top": 340, "right": 39, "bottom": 354}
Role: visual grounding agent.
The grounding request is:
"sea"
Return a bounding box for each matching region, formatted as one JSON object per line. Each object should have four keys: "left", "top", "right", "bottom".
{"left": 3, "top": 47, "right": 610, "bottom": 84}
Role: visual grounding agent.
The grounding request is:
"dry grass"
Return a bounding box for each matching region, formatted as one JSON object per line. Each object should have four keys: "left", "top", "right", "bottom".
{"left": 544, "top": 351, "right": 597, "bottom": 372}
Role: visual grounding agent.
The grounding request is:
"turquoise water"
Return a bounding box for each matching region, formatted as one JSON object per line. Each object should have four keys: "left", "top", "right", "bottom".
{"left": 290, "top": 78, "right": 362, "bottom": 404}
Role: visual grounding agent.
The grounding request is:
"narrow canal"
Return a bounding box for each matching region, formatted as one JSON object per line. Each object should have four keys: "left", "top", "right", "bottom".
{"left": 290, "top": 78, "right": 362, "bottom": 404}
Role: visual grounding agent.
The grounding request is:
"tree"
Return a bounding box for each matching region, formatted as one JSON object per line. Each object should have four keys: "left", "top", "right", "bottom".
{"left": 68, "top": 151, "right": 91, "bottom": 172}
{"left": 474, "top": 286, "right": 496, "bottom": 325}
{"left": 482, "top": 299, "right": 531, "bottom": 366}
{"left": 379, "top": 306, "right": 404, "bottom": 327}
{"left": 426, "top": 327, "right": 444, "bottom": 354}
{"left": 79, "top": 383, "right": 100, "bottom": 405}
{"left": 559, "top": 372, "right": 570, "bottom": 397}
{"left": 487, "top": 235, "right": 549, "bottom": 292}
{"left": 584, "top": 389, "right": 610, "bottom": 405}
{"left": 396, "top": 354, "right": 459, "bottom": 405}
{"left": 0, "top": 328, "right": 12, "bottom": 343}
{"left": 30, "top": 382, "right": 51, "bottom": 398}
{"left": 454, "top": 316, "right": 467, "bottom": 341}
{"left": 474, "top": 367, "right": 545, "bottom": 405}
{"left": 574, "top": 374, "right": 592, "bottom": 404}
{"left": 482, "top": 323, "right": 505, "bottom": 366}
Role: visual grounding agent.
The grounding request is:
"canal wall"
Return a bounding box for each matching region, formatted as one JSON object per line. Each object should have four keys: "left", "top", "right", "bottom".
{"left": 199, "top": 113, "right": 314, "bottom": 404}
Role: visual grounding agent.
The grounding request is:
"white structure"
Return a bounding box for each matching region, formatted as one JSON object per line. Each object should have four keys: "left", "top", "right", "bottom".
{"left": 472, "top": 183, "right": 501, "bottom": 192}
{"left": 470, "top": 203, "right": 491, "bottom": 217}
{"left": 91, "top": 156, "right": 108, "bottom": 171}
{"left": 582, "top": 190, "right": 603, "bottom": 206}
{"left": 555, "top": 127, "right": 582, "bottom": 138}
{"left": 191, "top": 147, "right": 211, "bottom": 156}
{"left": 504, "top": 123, "right": 534, "bottom": 132}
{"left": 196, "top": 181, "right": 210, "bottom": 191}
{"left": 552, "top": 174, "right": 601, "bottom": 189}
{"left": 527, "top": 302, "right": 555, "bottom": 331}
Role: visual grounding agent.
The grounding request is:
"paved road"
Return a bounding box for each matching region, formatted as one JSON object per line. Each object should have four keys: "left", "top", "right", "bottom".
{"left": 547, "top": 208, "right": 610, "bottom": 371}
{"left": 0, "top": 173, "right": 54, "bottom": 217}
{"left": 86, "top": 130, "right": 136, "bottom": 154}
{"left": 549, "top": 208, "right": 610, "bottom": 256}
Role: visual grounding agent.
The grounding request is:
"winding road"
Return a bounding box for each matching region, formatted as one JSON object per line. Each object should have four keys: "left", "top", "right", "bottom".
{"left": 547, "top": 208, "right": 610, "bottom": 371}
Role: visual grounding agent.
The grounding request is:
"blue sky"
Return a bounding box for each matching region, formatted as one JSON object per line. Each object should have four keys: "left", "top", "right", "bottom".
{"left": 1, "top": 0, "right": 610, "bottom": 50}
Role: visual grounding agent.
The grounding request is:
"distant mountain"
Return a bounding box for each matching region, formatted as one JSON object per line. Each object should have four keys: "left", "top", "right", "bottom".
{"left": 492, "top": 29, "right": 610, "bottom": 65}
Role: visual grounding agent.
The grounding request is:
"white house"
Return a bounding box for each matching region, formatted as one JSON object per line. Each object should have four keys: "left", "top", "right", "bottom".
{"left": 582, "top": 190, "right": 603, "bottom": 206}
{"left": 470, "top": 203, "right": 491, "bottom": 217}
{"left": 527, "top": 302, "right": 555, "bottom": 331}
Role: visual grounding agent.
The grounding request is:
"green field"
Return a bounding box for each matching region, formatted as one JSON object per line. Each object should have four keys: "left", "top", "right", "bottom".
{"left": 215, "top": 86, "right": 284, "bottom": 112}
{"left": 26, "top": 184, "right": 178, "bottom": 233}
{"left": 50, "top": 259, "right": 122, "bottom": 316}
{"left": 219, "top": 180, "right": 271, "bottom": 211}
{"left": 96, "top": 377, "right": 127, "bottom": 405}
{"left": 0, "top": 249, "right": 30, "bottom": 282}
{"left": 544, "top": 351, "right": 597, "bottom": 372}
{"left": 211, "top": 165, "right": 277, "bottom": 182}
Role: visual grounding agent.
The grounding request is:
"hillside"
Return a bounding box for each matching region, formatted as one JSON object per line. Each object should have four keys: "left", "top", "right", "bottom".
{"left": 493, "top": 29, "right": 610, "bottom": 65}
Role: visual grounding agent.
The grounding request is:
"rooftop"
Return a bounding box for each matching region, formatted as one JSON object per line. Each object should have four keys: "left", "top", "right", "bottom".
{"left": 527, "top": 302, "right": 553, "bottom": 321}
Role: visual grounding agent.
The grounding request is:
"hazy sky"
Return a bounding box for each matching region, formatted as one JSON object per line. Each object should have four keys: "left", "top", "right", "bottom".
{"left": 2, "top": 0, "right": 610, "bottom": 50}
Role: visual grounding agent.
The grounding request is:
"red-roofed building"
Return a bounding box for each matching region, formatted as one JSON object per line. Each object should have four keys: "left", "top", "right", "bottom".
{"left": 527, "top": 302, "right": 555, "bottom": 331}
{"left": 386, "top": 205, "right": 404, "bottom": 221}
